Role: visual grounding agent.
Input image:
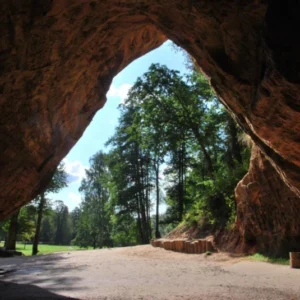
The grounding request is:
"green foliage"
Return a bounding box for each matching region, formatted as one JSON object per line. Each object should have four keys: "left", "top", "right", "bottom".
{"left": 46, "top": 163, "right": 68, "bottom": 194}
{"left": 14, "top": 243, "right": 92, "bottom": 256}
{"left": 110, "top": 214, "right": 138, "bottom": 246}
{"left": 248, "top": 253, "right": 289, "bottom": 265}
{"left": 64, "top": 63, "right": 250, "bottom": 248}
{"left": 70, "top": 207, "right": 81, "bottom": 240}
{"left": 183, "top": 157, "right": 249, "bottom": 230}
{"left": 40, "top": 216, "right": 55, "bottom": 243}
{"left": 105, "top": 64, "right": 249, "bottom": 241}
{"left": 53, "top": 200, "right": 72, "bottom": 245}
{"left": 32, "top": 163, "right": 69, "bottom": 254}
{"left": 0, "top": 219, "right": 10, "bottom": 235}
{"left": 17, "top": 206, "right": 36, "bottom": 244}
{"left": 74, "top": 152, "right": 113, "bottom": 248}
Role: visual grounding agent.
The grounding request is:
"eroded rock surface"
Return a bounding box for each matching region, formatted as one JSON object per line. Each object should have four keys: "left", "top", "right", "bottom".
{"left": 235, "top": 146, "right": 300, "bottom": 255}
{"left": 0, "top": 0, "right": 300, "bottom": 219}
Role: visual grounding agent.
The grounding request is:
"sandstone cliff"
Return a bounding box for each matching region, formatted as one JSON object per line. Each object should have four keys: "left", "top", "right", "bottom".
{"left": 234, "top": 146, "right": 300, "bottom": 255}
{"left": 0, "top": 1, "right": 300, "bottom": 222}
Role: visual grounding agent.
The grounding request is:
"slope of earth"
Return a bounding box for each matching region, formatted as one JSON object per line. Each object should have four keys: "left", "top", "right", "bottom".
{"left": 165, "top": 145, "right": 300, "bottom": 256}
{"left": 0, "top": 245, "right": 299, "bottom": 300}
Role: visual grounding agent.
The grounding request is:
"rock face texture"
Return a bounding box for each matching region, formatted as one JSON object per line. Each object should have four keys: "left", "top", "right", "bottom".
{"left": 0, "top": 0, "right": 300, "bottom": 220}
{"left": 235, "top": 146, "right": 300, "bottom": 255}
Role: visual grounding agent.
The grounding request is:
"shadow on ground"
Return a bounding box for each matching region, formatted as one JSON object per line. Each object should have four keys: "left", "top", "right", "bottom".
{"left": 0, "top": 253, "right": 84, "bottom": 297}
{"left": 0, "top": 280, "right": 79, "bottom": 299}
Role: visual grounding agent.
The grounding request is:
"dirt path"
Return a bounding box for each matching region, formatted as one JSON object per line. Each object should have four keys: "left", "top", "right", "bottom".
{"left": 0, "top": 245, "right": 299, "bottom": 300}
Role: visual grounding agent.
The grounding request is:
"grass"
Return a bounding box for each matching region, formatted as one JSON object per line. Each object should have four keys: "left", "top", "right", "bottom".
{"left": 14, "top": 243, "right": 91, "bottom": 256}
{"left": 247, "top": 253, "right": 289, "bottom": 265}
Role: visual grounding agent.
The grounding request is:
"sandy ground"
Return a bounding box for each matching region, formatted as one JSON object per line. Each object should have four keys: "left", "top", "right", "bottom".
{"left": 0, "top": 245, "right": 299, "bottom": 300}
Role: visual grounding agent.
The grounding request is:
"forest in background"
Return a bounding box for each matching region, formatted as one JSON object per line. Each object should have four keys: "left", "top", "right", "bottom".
{"left": 0, "top": 64, "right": 250, "bottom": 254}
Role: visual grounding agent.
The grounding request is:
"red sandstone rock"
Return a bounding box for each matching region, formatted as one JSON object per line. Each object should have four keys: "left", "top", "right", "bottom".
{"left": 1, "top": 1, "right": 300, "bottom": 221}
{"left": 234, "top": 146, "right": 300, "bottom": 255}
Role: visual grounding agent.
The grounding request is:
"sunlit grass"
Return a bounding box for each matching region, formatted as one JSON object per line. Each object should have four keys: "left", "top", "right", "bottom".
{"left": 15, "top": 243, "right": 92, "bottom": 256}
{"left": 247, "top": 253, "right": 289, "bottom": 265}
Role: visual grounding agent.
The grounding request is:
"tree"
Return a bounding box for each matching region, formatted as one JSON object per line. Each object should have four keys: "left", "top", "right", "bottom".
{"left": 5, "top": 205, "right": 36, "bottom": 251}
{"left": 69, "top": 63, "right": 250, "bottom": 246}
{"left": 39, "top": 215, "right": 55, "bottom": 243}
{"left": 53, "top": 200, "right": 72, "bottom": 245}
{"left": 5, "top": 210, "right": 20, "bottom": 251}
{"left": 114, "top": 64, "right": 249, "bottom": 233}
{"left": 123, "top": 64, "right": 217, "bottom": 223}
{"left": 17, "top": 206, "right": 36, "bottom": 249}
{"left": 32, "top": 164, "right": 67, "bottom": 255}
{"left": 75, "top": 152, "right": 113, "bottom": 248}
{"left": 106, "top": 106, "right": 153, "bottom": 244}
{"left": 70, "top": 207, "right": 81, "bottom": 241}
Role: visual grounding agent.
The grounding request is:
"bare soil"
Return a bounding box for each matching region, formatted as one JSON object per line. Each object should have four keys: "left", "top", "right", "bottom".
{"left": 0, "top": 245, "right": 299, "bottom": 300}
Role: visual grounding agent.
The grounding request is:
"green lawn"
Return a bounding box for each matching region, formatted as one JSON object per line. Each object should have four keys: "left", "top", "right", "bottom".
{"left": 15, "top": 243, "right": 91, "bottom": 256}
{"left": 247, "top": 253, "right": 290, "bottom": 265}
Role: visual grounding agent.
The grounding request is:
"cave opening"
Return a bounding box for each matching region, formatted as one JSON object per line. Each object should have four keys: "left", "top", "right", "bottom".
{"left": 44, "top": 40, "right": 250, "bottom": 247}
{"left": 1, "top": 38, "right": 253, "bottom": 257}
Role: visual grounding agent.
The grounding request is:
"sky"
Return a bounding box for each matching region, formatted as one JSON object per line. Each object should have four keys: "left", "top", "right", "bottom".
{"left": 48, "top": 41, "right": 188, "bottom": 212}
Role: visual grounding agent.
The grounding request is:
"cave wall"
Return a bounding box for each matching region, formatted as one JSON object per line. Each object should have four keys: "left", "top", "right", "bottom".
{"left": 1, "top": 0, "right": 300, "bottom": 219}
{"left": 235, "top": 146, "right": 300, "bottom": 255}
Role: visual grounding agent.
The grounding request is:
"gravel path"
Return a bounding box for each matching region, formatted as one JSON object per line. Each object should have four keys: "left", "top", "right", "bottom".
{"left": 0, "top": 245, "right": 299, "bottom": 300}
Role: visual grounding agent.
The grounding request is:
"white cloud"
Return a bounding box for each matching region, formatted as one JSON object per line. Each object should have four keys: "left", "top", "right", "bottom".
{"left": 68, "top": 192, "right": 82, "bottom": 204}
{"left": 62, "top": 158, "right": 88, "bottom": 184}
{"left": 107, "top": 83, "right": 132, "bottom": 104}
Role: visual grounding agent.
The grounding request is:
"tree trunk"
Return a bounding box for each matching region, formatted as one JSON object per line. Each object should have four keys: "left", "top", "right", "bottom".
{"left": 135, "top": 195, "right": 144, "bottom": 243}
{"left": 139, "top": 195, "right": 148, "bottom": 243}
{"left": 178, "top": 146, "right": 184, "bottom": 221}
{"left": 136, "top": 150, "right": 149, "bottom": 244}
{"left": 93, "top": 235, "right": 96, "bottom": 249}
{"left": 6, "top": 209, "right": 20, "bottom": 251}
{"left": 32, "top": 192, "right": 46, "bottom": 255}
{"left": 155, "top": 163, "right": 161, "bottom": 238}
{"left": 145, "top": 168, "right": 152, "bottom": 240}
